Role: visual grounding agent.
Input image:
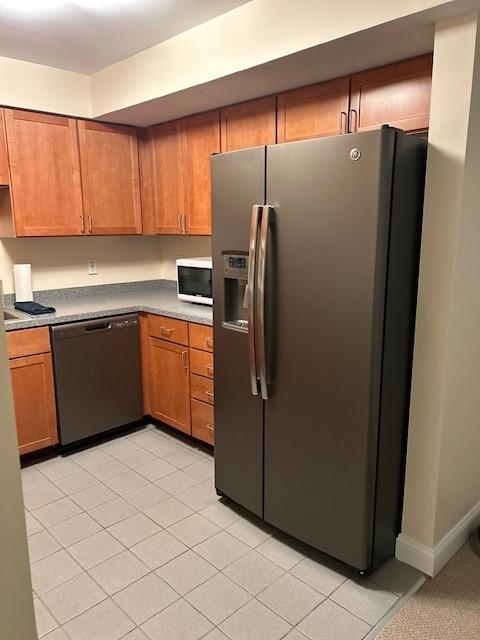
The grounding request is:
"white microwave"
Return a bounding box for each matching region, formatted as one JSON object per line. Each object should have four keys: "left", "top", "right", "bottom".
{"left": 176, "top": 257, "right": 213, "bottom": 305}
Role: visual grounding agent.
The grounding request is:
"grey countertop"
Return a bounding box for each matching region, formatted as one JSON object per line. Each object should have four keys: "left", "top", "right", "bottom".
{"left": 3, "top": 280, "right": 212, "bottom": 331}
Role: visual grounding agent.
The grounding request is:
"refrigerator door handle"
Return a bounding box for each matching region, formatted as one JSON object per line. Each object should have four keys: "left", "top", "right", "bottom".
{"left": 248, "top": 204, "right": 262, "bottom": 396}
{"left": 256, "top": 204, "right": 272, "bottom": 400}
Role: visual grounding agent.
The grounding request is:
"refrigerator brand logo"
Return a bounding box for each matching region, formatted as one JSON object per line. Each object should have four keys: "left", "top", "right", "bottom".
{"left": 350, "top": 148, "right": 361, "bottom": 161}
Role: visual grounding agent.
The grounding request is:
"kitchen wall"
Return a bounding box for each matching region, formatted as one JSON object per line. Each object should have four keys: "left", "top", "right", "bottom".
{"left": 90, "top": 0, "right": 446, "bottom": 120}
{"left": 0, "top": 54, "right": 91, "bottom": 117}
{"left": 0, "top": 236, "right": 212, "bottom": 295}
{"left": 400, "top": 11, "right": 480, "bottom": 572}
{"left": 0, "top": 314, "right": 37, "bottom": 638}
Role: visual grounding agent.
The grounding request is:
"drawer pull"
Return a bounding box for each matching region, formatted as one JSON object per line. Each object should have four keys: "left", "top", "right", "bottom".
{"left": 161, "top": 327, "right": 173, "bottom": 336}
{"left": 182, "top": 350, "right": 188, "bottom": 370}
{"left": 206, "top": 390, "right": 214, "bottom": 401}
{"left": 206, "top": 423, "right": 214, "bottom": 432}
{"left": 205, "top": 337, "right": 213, "bottom": 348}
{"left": 205, "top": 365, "right": 214, "bottom": 375}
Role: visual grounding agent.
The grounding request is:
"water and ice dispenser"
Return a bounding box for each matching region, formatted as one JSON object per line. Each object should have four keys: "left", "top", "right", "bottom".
{"left": 222, "top": 254, "right": 249, "bottom": 332}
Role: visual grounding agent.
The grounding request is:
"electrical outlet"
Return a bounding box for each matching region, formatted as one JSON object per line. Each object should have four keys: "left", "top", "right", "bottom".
{"left": 88, "top": 259, "right": 98, "bottom": 275}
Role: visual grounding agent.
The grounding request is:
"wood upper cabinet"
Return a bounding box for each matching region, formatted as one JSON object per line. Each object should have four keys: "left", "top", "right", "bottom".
{"left": 78, "top": 120, "right": 142, "bottom": 235}
{"left": 0, "top": 110, "right": 9, "bottom": 185}
{"left": 147, "top": 337, "right": 191, "bottom": 434}
{"left": 141, "top": 120, "right": 185, "bottom": 235}
{"left": 3, "top": 109, "right": 84, "bottom": 236}
{"left": 181, "top": 110, "right": 220, "bottom": 235}
{"left": 7, "top": 327, "right": 58, "bottom": 455}
{"left": 221, "top": 96, "right": 276, "bottom": 151}
{"left": 349, "top": 55, "right": 433, "bottom": 133}
{"left": 277, "top": 77, "right": 350, "bottom": 143}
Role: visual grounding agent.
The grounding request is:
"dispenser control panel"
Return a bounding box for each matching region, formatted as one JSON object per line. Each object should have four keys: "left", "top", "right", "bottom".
{"left": 224, "top": 254, "right": 248, "bottom": 279}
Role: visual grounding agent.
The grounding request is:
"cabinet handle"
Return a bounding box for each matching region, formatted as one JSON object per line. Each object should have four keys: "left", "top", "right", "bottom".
{"left": 182, "top": 350, "right": 188, "bottom": 370}
{"left": 206, "top": 423, "right": 214, "bottom": 432}
{"left": 178, "top": 214, "right": 183, "bottom": 233}
{"left": 205, "top": 337, "right": 214, "bottom": 349}
{"left": 205, "top": 365, "right": 214, "bottom": 375}
{"left": 206, "top": 390, "right": 214, "bottom": 401}
{"left": 182, "top": 213, "right": 187, "bottom": 235}
{"left": 339, "top": 111, "right": 347, "bottom": 134}
{"left": 80, "top": 215, "right": 85, "bottom": 234}
{"left": 87, "top": 214, "right": 93, "bottom": 233}
{"left": 160, "top": 327, "right": 173, "bottom": 336}
{"left": 349, "top": 109, "right": 358, "bottom": 133}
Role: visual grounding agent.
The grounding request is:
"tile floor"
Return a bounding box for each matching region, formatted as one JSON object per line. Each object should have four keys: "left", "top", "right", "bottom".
{"left": 22, "top": 424, "right": 424, "bottom": 640}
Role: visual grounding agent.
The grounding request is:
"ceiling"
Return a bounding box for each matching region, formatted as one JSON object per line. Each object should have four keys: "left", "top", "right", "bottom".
{"left": 0, "top": 0, "right": 252, "bottom": 73}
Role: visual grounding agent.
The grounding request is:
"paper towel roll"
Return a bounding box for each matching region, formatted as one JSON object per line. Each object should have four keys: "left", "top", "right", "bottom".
{"left": 13, "top": 264, "right": 33, "bottom": 302}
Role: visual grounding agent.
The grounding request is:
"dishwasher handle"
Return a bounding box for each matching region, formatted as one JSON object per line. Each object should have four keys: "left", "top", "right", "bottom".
{"left": 86, "top": 321, "right": 111, "bottom": 332}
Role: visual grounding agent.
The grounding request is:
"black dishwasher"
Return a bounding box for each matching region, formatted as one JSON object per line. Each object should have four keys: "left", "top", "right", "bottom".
{"left": 51, "top": 314, "right": 143, "bottom": 446}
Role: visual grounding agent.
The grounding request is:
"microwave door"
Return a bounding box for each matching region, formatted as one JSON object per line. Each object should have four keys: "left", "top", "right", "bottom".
{"left": 177, "top": 265, "right": 213, "bottom": 305}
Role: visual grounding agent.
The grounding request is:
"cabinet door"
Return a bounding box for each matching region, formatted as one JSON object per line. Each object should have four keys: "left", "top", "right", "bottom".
{"left": 350, "top": 55, "right": 432, "bottom": 133}
{"left": 221, "top": 97, "right": 276, "bottom": 152}
{"left": 148, "top": 337, "right": 191, "bottom": 434}
{"left": 143, "top": 120, "right": 184, "bottom": 235}
{"left": 9, "top": 353, "right": 58, "bottom": 455}
{"left": 78, "top": 120, "right": 142, "bottom": 235}
{"left": 182, "top": 110, "right": 220, "bottom": 235}
{"left": 0, "top": 110, "right": 9, "bottom": 185}
{"left": 277, "top": 78, "right": 350, "bottom": 143}
{"left": 4, "top": 109, "right": 84, "bottom": 236}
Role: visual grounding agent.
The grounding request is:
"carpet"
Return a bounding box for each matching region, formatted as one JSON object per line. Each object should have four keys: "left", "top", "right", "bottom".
{"left": 377, "top": 542, "right": 480, "bottom": 639}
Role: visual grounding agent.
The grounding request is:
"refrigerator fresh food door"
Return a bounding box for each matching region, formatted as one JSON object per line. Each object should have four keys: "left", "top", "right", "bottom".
{"left": 263, "top": 130, "right": 396, "bottom": 570}
{"left": 212, "top": 146, "right": 266, "bottom": 517}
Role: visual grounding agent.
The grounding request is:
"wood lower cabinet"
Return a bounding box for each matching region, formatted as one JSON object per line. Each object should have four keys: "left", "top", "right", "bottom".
{"left": 188, "top": 323, "right": 215, "bottom": 444}
{"left": 182, "top": 110, "right": 220, "bottom": 235}
{"left": 141, "top": 316, "right": 214, "bottom": 445}
{"left": 146, "top": 337, "right": 191, "bottom": 434}
{"left": 190, "top": 348, "right": 214, "bottom": 379}
{"left": 2, "top": 109, "right": 84, "bottom": 237}
{"left": 350, "top": 55, "right": 433, "bottom": 133}
{"left": 191, "top": 398, "right": 214, "bottom": 446}
{"left": 78, "top": 120, "right": 142, "bottom": 235}
{"left": 7, "top": 327, "right": 58, "bottom": 455}
{"left": 221, "top": 96, "right": 276, "bottom": 151}
{"left": 189, "top": 323, "right": 214, "bottom": 353}
{"left": 277, "top": 77, "right": 351, "bottom": 143}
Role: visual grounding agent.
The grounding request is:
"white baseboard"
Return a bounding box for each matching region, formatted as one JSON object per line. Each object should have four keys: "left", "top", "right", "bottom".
{"left": 396, "top": 500, "right": 480, "bottom": 576}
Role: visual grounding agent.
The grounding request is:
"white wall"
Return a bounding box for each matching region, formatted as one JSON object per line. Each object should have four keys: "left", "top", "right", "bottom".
{"left": 0, "top": 55, "right": 91, "bottom": 117}
{"left": 0, "top": 236, "right": 212, "bottom": 295}
{"left": 0, "top": 309, "right": 37, "bottom": 639}
{"left": 400, "top": 12, "right": 480, "bottom": 570}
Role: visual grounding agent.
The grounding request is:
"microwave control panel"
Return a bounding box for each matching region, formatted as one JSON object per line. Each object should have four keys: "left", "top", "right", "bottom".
{"left": 223, "top": 254, "right": 248, "bottom": 280}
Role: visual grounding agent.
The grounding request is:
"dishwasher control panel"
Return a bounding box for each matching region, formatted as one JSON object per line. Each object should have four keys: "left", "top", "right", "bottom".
{"left": 112, "top": 317, "right": 138, "bottom": 329}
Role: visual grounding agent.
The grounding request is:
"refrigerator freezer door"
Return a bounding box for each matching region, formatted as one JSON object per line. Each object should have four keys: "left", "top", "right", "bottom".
{"left": 212, "top": 146, "right": 266, "bottom": 517}
{"left": 263, "top": 130, "right": 396, "bottom": 570}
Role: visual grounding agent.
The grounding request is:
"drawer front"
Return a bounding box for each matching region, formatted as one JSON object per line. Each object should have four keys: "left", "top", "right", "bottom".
{"left": 147, "top": 314, "right": 188, "bottom": 346}
{"left": 191, "top": 398, "right": 214, "bottom": 445}
{"left": 189, "top": 323, "right": 213, "bottom": 352}
{"left": 191, "top": 373, "right": 214, "bottom": 405}
{"left": 7, "top": 327, "right": 51, "bottom": 359}
{"left": 190, "top": 348, "right": 214, "bottom": 379}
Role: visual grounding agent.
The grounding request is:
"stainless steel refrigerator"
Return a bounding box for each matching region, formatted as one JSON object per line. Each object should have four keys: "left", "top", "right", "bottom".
{"left": 211, "top": 126, "right": 426, "bottom": 572}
